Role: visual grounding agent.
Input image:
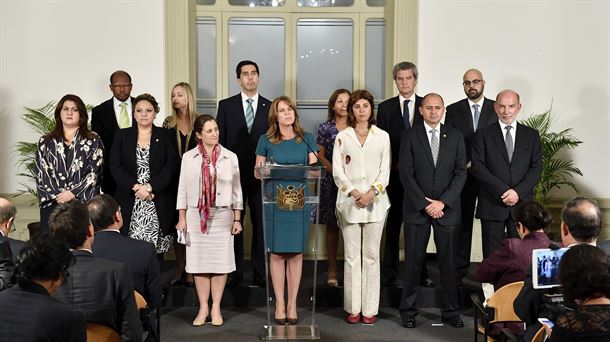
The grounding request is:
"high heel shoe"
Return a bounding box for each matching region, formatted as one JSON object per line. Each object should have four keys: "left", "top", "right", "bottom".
{"left": 274, "top": 317, "right": 287, "bottom": 325}
{"left": 327, "top": 271, "right": 339, "bottom": 287}
{"left": 192, "top": 315, "right": 207, "bottom": 326}
{"left": 287, "top": 317, "right": 298, "bottom": 325}
{"left": 211, "top": 317, "right": 224, "bottom": 326}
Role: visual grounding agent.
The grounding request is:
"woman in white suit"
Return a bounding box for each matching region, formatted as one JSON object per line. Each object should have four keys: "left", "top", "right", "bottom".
{"left": 332, "top": 89, "right": 391, "bottom": 324}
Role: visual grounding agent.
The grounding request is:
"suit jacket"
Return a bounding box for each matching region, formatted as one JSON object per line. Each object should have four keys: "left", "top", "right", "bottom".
{"left": 376, "top": 95, "right": 423, "bottom": 170}
{"left": 109, "top": 126, "right": 179, "bottom": 235}
{"left": 216, "top": 93, "right": 271, "bottom": 189}
{"left": 92, "top": 230, "right": 161, "bottom": 308}
{"left": 471, "top": 122, "right": 542, "bottom": 221}
{"left": 398, "top": 123, "right": 467, "bottom": 225}
{"left": 475, "top": 231, "right": 551, "bottom": 289}
{"left": 91, "top": 97, "right": 136, "bottom": 195}
{"left": 444, "top": 97, "right": 497, "bottom": 162}
{"left": 0, "top": 237, "right": 13, "bottom": 291}
{"left": 0, "top": 283, "right": 86, "bottom": 341}
{"left": 54, "top": 250, "right": 142, "bottom": 342}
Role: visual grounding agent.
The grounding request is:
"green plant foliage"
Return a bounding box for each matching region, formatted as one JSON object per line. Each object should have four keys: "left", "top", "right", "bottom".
{"left": 520, "top": 105, "right": 583, "bottom": 206}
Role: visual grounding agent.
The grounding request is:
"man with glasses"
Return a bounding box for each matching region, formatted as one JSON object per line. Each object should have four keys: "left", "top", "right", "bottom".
{"left": 0, "top": 197, "right": 24, "bottom": 260}
{"left": 444, "top": 69, "right": 497, "bottom": 283}
{"left": 92, "top": 70, "right": 136, "bottom": 196}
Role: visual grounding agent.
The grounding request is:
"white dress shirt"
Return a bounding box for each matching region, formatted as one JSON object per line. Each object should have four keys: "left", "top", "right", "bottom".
{"left": 400, "top": 93, "right": 416, "bottom": 126}
{"left": 113, "top": 97, "right": 132, "bottom": 128}
{"left": 468, "top": 97, "right": 485, "bottom": 128}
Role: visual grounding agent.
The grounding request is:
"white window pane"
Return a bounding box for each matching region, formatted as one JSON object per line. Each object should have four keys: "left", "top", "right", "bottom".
{"left": 366, "top": 0, "right": 385, "bottom": 7}
{"left": 196, "top": 17, "right": 217, "bottom": 99}
{"left": 196, "top": 100, "right": 217, "bottom": 116}
{"left": 297, "top": 0, "right": 353, "bottom": 7}
{"left": 297, "top": 104, "right": 327, "bottom": 137}
{"left": 196, "top": 0, "right": 216, "bottom": 5}
{"left": 228, "top": 0, "right": 285, "bottom": 7}
{"left": 228, "top": 18, "right": 285, "bottom": 99}
{"left": 296, "top": 19, "right": 353, "bottom": 101}
{"left": 365, "top": 18, "right": 385, "bottom": 100}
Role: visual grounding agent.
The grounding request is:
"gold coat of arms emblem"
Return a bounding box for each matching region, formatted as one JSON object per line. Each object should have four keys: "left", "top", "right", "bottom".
{"left": 276, "top": 184, "right": 305, "bottom": 211}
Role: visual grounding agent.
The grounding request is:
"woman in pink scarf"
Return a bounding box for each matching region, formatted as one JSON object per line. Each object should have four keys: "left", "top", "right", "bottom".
{"left": 176, "top": 115, "right": 243, "bottom": 327}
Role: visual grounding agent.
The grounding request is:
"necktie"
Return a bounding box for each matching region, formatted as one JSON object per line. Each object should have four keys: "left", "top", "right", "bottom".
{"left": 403, "top": 99, "right": 411, "bottom": 129}
{"left": 430, "top": 128, "right": 439, "bottom": 166}
{"left": 472, "top": 104, "right": 480, "bottom": 130}
{"left": 505, "top": 125, "right": 514, "bottom": 162}
{"left": 245, "top": 98, "right": 254, "bottom": 132}
{"left": 119, "top": 102, "right": 130, "bottom": 128}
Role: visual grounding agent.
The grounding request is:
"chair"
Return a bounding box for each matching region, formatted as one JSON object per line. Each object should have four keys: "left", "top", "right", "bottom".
{"left": 471, "top": 281, "right": 525, "bottom": 342}
{"left": 135, "top": 290, "right": 161, "bottom": 339}
{"left": 531, "top": 326, "right": 546, "bottom": 342}
{"left": 134, "top": 291, "right": 147, "bottom": 310}
{"left": 86, "top": 323, "right": 122, "bottom": 342}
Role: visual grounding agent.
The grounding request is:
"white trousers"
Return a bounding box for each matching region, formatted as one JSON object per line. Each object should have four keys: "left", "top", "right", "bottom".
{"left": 339, "top": 215, "right": 386, "bottom": 317}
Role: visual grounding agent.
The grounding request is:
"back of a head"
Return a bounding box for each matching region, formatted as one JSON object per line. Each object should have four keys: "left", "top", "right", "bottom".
{"left": 514, "top": 201, "right": 552, "bottom": 232}
{"left": 87, "top": 194, "right": 118, "bottom": 232}
{"left": 13, "top": 234, "right": 73, "bottom": 288}
{"left": 49, "top": 201, "right": 90, "bottom": 249}
{"left": 561, "top": 197, "right": 602, "bottom": 242}
{"left": 558, "top": 244, "right": 610, "bottom": 303}
{"left": 0, "top": 197, "right": 16, "bottom": 226}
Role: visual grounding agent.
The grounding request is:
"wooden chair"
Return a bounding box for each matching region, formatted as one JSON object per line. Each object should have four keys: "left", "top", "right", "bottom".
{"left": 86, "top": 323, "right": 122, "bottom": 342}
{"left": 134, "top": 291, "right": 147, "bottom": 310}
{"left": 471, "top": 281, "right": 525, "bottom": 342}
{"left": 531, "top": 326, "right": 547, "bottom": 342}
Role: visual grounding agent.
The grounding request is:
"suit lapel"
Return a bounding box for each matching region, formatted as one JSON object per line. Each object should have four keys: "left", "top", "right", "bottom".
{"left": 491, "top": 124, "right": 511, "bottom": 164}
{"left": 480, "top": 98, "right": 496, "bottom": 129}
{"left": 460, "top": 100, "right": 475, "bottom": 133}
{"left": 415, "top": 125, "right": 435, "bottom": 167}
{"left": 511, "top": 123, "right": 526, "bottom": 165}
{"left": 125, "top": 128, "right": 138, "bottom": 169}
{"left": 149, "top": 127, "right": 161, "bottom": 162}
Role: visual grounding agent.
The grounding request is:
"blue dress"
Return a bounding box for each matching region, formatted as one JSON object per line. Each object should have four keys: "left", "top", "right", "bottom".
{"left": 255, "top": 133, "right": 318, "bottom": 253}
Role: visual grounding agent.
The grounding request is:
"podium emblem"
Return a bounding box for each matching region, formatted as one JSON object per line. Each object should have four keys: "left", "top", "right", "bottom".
{"left": 277, "top": 184, "right": 305, "bottom": 210}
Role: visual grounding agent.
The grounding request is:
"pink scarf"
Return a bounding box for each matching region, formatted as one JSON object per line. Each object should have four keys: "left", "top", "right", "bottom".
{"left": 197, "top": 142, "right": 220, "bottom": 234}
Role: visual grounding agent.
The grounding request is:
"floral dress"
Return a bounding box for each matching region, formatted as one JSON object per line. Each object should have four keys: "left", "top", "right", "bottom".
{"left": 129, "top": 145, "right": 173, "bottom": 253}
{"left": 310, "top": 121, "right": 340, "bottom": 225}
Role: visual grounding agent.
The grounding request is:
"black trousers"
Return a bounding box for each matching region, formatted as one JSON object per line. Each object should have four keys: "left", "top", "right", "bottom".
{"left": 481, "top": 217, "right": 518, "bottom": 259}
{"left": 39, "top": 203, "right": 57, "bottom": 235}
{"left": 399, "top": 222, "right": 460, "bottom": 319}
{"left": 455, "top": 173, "right": 478, "bottom": 278}
{"left": 234, "top": 182, "right": 265, "bottom": 279}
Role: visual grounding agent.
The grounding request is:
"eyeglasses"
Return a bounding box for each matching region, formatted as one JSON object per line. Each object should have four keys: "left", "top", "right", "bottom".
{"left": 111, "top": 83, "right": 132, "bottom": 89}
{"left": 463, "top": 79, "right": 482, "bottom": 87}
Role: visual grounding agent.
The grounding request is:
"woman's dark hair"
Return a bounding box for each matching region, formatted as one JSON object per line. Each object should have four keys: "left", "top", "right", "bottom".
{"left": 347, "top": 89, "right": 376, "bottom": 128}
{"left": 558, "top": 244, "right": 610, "bottom": 303}
{"left": 133, "top": 93, "right": 160, "bottom": 114}
{"left": 12, "top": 234, "right": 73, "bottom": 287}
{"left": 45, "top": 94, "right": 95, "bottom": 141}
{"left": 514, "top": 201, "right": 553, "bottom": 232}
{"left": 327, "top": 88, "right": 351, "bottom": 122}
{"left": 193, "top": 114, "right": 216, "bottom": 140}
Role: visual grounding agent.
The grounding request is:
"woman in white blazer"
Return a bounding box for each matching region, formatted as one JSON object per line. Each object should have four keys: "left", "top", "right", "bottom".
{"left": 333, "top": 89, "right": 391, "bottom": 325}
{"left": 176, "top": 114, "right": 243, "bottom": 327}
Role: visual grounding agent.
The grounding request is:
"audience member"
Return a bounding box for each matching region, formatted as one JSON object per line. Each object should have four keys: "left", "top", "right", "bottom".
{"left": 0, "top": 234, "right": 86, "bottom": 341}
{"left": 50, "top": 200, "right": 142, "bottom": 342}
{"left": 255, "top": 95, "right": 318, "bottom": 325}
{"left": 176, "top": 114, "right": 243, "bottom": 327}
{"left": 88, "top": 194, "right": 161, "bottom": 341}
{"left": 0, "top": 197, "right": 24, "bottom": 259}
{"left": 398, "top": 93, "right": 467, "bottom": 329}
{"left": 471, "top": 89, "right": 542, "bottom": 258}
{"left": 444, "top": 68, "right": 498, "bottom": 281}
{"left": 92, "top": 70, "right": 136, "bottom": 196}
{"left": 332, "top": 90, "right": 390, "bottom": 324}
{"left": 545, "top": 244, "right": 610, "bottom": 341}
{"left": 377, "top": 61, "right": 432, "bottom": 288}
{"left": 36, "top": 94, "right": 104, "bottom": 233}
{"left": 313, "top": 88, "right": 350, "bottom": 287}
{"left": 109, "top": 94, "right": 178, "bottom": 255}
{"left": 217, "top": 60, "right": 271, "bottom": 288}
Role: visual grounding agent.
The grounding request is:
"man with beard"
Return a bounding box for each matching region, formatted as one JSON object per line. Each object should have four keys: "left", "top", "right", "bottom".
{"left": 444, "top": 69, "right": 497, "bottom": 282}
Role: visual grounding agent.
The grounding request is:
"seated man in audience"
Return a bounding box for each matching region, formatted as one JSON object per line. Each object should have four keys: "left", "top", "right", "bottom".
{"left": 88, "top": 194, "right": 161, "bottom": 342}
{"left": 50, "top": 200, "right": 142, "bottom": 342}
{"left": 514, "top": 197, "right": 606, "bottom": 340}
{"left": 0, "top": 197, "right": 25, "bottom": 259}
{"left": 0, "top": 234, "right": 86, "bottom": 341}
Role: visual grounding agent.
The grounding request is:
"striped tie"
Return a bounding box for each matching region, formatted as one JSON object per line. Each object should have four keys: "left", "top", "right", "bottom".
{"left": 245, "top": 98, "right": 254, "bottom": 132}
{"left": 430, "top": 128, "right": 439, "bottom": 166}
{"left": 472, "top": 104, "right": 480, "bottom": 130}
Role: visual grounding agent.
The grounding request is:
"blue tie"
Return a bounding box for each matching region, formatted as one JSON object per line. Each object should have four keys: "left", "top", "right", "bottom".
{"left": 403, "top": 99, "right": 411, "bottom": 129}
{"left": 245, "top": 98, "right": 254, "bottom": 132}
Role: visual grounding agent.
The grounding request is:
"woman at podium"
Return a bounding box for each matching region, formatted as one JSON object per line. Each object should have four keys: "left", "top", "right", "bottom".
{"left": 332, "top": 89, "right": 391, "bottom": 324}
{"left": 255, "top": 96, "right": 318, "bottom": 325}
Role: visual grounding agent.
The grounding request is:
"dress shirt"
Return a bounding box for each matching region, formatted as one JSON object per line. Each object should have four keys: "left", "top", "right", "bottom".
{"left": 423, "top": 121, "right": 440, "bottom": 146}
{"left": 499, "top": 120, "right": 516, "bottom": 151}
{"left": 241, "top": 92, "right": 259, "bottom": 118}
{"left": 468, "top": 97, "right": 486, "bottom": 128}
{"left": 399, "top": 93, "right": 416, "bottom": 126}
{"left": 113, "top": 97, "right": 132, "bottom": 128}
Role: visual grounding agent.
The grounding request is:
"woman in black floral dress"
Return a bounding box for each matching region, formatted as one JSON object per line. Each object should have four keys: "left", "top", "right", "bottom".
{"left": 36, "top": 94, "right": 103, "bottom": 233}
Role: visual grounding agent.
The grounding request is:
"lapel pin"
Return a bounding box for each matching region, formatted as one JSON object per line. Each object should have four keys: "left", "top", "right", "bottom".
{"left": 443, "top": 134, "right": 446, "bottom": 138}
{"left": 155, "top": 138, "right": 159, "bottom": 142}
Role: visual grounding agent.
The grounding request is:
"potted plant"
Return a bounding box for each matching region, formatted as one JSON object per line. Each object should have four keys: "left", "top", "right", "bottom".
{"left": 520, "top": 105, "right": 583, "bottom": 206}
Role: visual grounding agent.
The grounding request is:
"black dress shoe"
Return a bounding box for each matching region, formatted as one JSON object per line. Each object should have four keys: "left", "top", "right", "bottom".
{"left": 420, "top": 277, "right": 435, "bottom": 288}
{"left": 441, "top": 316, "right": 464, "bottom": 328}
{"left": 401, "top": 316, "right": 416, "bottom": 328}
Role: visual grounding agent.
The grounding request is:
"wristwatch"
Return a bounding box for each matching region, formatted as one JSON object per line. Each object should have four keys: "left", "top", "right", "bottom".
{"left": 371, "top": 185, "right": 380, "bottom": 196}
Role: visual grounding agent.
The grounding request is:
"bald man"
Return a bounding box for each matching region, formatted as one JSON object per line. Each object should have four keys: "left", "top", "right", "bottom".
{"left": 444, "top": 69, "right": 497, "bottom": 281}
{"left": 0, "top": 197, "right": 25, "bottom": 260}
{"left": 471, "top": 90, "right": 542, "bottom": 258}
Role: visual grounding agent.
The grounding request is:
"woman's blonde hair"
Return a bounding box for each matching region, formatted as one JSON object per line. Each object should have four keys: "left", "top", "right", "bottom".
{"left": 167, "top": 82, "right": 196, "bottom": 130}
{"left": 266, "top": 96, "right": 305, "bottom": 144}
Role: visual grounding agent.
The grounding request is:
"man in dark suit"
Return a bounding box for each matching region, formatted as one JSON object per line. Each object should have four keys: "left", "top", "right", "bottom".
{"left": 216, "top": 60, "right": 271, "bottom": 288}
{"left": 91, "top": 70, "right": 136, "bottom": 196}
{"left": 0, "top": 197, "right": 25, "bottom": 259}
{"left": 444, "top": 69, "right": 498, "bottom": 281}
{"left": 50, "top": 200, "right": 142, "bottom": 342}
{"left": 88, "top": 194, "right": 161, "bottom": 342}
{"left": 471, "top": 89, "right": 542, "bottom": 258}
{"left": 398, "top": 93, "right": 467, "bottom": 329}
{"left": 377, "top": 61, "right": 432, "bottom": 288}
{"left": 0, "top": 234, "right": 86, "bottom": 341}
{"left": 514, "top": 197, "right": 606, "bottom": 340}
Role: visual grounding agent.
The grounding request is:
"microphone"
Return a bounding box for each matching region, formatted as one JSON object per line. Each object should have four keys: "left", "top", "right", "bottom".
{"left": 294, "top": 129, "right": 322, "bottom": 167}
